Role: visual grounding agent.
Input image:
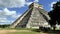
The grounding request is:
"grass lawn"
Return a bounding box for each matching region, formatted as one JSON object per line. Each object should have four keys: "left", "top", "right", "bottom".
{"left": 0, "top": 28, "right": 60, "bottom": 34}
{"left": 7, "top": 31, "right": 40, "bottom": 34}
{"left": 0, "top": 28, "right": 41, "bottom": 34}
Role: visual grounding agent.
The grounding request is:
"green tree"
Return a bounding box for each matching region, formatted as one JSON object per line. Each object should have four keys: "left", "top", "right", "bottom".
{"left": 48, "top": 1, "right": 60, "bottom": 30}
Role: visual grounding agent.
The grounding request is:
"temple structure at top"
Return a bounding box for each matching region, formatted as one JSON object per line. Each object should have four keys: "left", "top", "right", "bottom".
{"left": 10, "top": 2, "right": 50, "bottom": 28}
{"left": 29, "top": 2, "right": 43, "bottom": 9}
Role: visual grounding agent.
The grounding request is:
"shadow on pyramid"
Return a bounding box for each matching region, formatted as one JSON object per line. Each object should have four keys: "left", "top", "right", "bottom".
{"left": 10, "top": 2, "right": 50, "bottom": 28}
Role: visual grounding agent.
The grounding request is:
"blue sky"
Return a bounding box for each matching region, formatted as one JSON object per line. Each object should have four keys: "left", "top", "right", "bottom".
{"left": 0, "top": 0, "right": 59, "bottom": 24}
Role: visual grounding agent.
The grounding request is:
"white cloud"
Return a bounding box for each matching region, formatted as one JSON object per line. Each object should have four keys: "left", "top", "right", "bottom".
{"left": 0, "top": 0, "right": 34, "bottom": 8}
{"left": 0, "top": 0, "right": 40, "bottom": 8}
{"left": 0, "top": 18, "right": 10, "bottom": 24}
{"left": 26, "top": 2, "right": 33, "bottom": 6}
{"left": 34, "top": 0, "right": 39, "bottom": 2}
{"left": 26, "top": 0, "right": 39, "bottom": 6}
{"left": 0, "top": 0, "right": 26, "bottom": 8}
{"left": 50, "top": 0, "right": 59, "bottom": 7}
{"left": 0, "top": 0, "right": 40, "bottom": 24}
{"left": 50, "top": 2, "right": 57, "bottom": 10}
{"left": 51, "top": 2, "right": 57, "bottom": 7}
{"left": 0, "top": 8, "right": 21, "bottom": 24}
{"left": 0, "top": 8, "right": 18, "bottom": 18}
{"left": 0, "top": 18, "right": 7, "bottom": 22}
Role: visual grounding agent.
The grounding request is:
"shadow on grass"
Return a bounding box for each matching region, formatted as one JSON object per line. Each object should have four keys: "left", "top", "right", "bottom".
{"left": 44, "top": 30, "right": 60, "bottom": 34}
{"left": 31, "top": 29, "right": 40, "bottom": 32}
{"left": 31, "top": 28, "right": 60, "bottom": 34}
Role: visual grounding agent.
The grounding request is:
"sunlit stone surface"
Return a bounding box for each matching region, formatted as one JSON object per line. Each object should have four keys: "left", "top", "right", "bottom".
{"left": 10, "top": 2, "right": 50, "bottom": 28}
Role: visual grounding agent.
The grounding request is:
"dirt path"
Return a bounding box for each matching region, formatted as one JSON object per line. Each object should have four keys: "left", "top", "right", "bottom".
{"left": 0, "top": 30, "right": 47, "bottom": 34}
{"left": 0, "top": 30, "right": 32, "bottom": 34}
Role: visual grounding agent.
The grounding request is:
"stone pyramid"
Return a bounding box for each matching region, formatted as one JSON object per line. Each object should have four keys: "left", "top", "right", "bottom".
{"left": 10, "top": 2, "right": 50, "bottom": 28}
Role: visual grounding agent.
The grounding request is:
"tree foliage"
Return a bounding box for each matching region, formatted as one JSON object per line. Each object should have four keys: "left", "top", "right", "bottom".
{"left": 0, "top": 24, "right": 10, "bottom": 28}
{"left": 48, "top": 1, "right": 60, "bottom": 30}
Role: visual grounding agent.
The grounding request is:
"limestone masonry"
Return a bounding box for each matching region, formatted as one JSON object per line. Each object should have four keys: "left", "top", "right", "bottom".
{"left": 10, "top": 2, "right": 50, "bottom": 28}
